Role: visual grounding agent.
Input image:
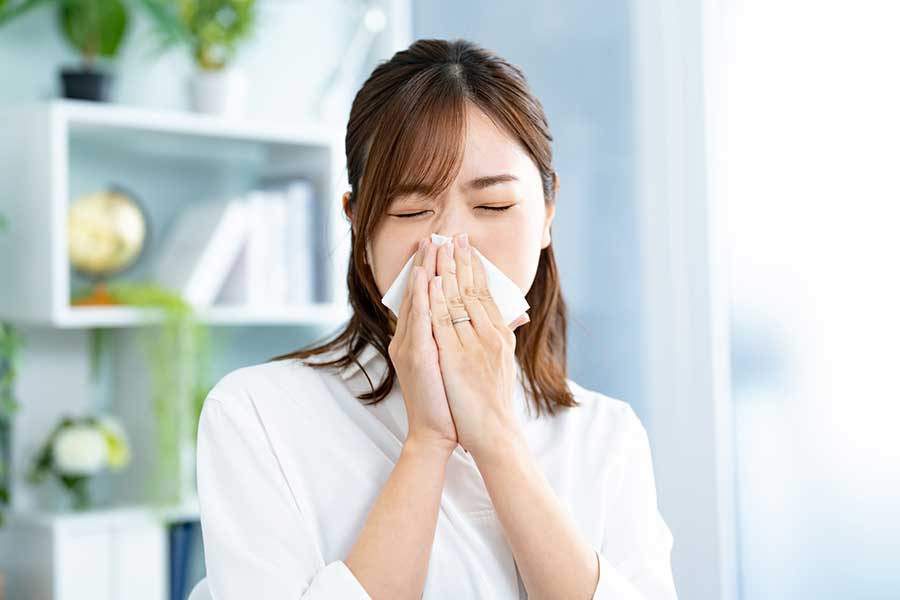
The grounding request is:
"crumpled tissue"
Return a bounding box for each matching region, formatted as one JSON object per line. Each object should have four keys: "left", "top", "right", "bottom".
{"left": 381, "top": 233, "right": 530, "bottom": 326}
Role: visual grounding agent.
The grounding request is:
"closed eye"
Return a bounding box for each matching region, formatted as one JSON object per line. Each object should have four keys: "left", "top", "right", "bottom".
{"left": 391, "top": 206, "right": 514, "bottom": 219}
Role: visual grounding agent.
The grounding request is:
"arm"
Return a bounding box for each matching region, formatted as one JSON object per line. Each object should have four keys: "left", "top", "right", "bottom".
{"left": 470, "top": 406, "right": 678, "bottom": 600}
{"left": 197, "top": 386, "right": 454, "bottom": 600}
{"left": 588, "top": 406, "right": 678, "bottom": 599}
{"left": 470, "top": 429, "right": 600, "bottom": 600}
{"left": 344, "top": 435, "right": 454, "bottom": 600}
{"left": 197, "top": 393, "right": 371, "bottom": 599}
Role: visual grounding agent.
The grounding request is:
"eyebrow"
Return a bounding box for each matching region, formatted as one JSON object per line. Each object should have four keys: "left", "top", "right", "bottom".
{"left": 465, "top": 173, "right": 519, "bottom": 190}
{"left": 391, "top": 173, "right": 519, "bottom": 200}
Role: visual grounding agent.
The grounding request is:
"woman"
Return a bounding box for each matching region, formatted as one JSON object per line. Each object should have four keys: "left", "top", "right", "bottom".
{"left": 196, "top": 38, "right": 678, "bottom": 599}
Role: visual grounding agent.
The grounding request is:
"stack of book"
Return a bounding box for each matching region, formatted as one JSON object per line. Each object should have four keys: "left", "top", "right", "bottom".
{"left": 154, "top": 179, "right": 318, "bottom": 308}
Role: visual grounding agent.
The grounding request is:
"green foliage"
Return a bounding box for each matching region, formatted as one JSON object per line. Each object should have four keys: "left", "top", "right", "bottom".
{"left": 0, "top": 0, "right": 191, "bottom": 66}
{"left": 0, "top": 325, "right": 23, "bottom": 418}
{"left": 100, "top": 281, "right": 213, "bottom": 504}
{"left": 0, "top": 324, "right": 24, "bottom": 526}
{"left": 57, "top": 0, "right": 130, "bottom": 65}
{"left": 0, "top": 208, "right": 25, "bottom": 525}
{"left": 145, "top": 0, "right": 257, "bottom": 70}
{"left": 0, "top": 0, "right": 55, "bottom": 27}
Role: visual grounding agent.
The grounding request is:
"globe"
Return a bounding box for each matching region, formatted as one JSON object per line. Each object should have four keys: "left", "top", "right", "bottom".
{"left": 68, "top": 186, "right": 148, "bottom": 306}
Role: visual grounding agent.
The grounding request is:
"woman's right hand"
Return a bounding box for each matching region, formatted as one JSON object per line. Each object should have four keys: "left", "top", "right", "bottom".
{"left": 388, "top": 238, "right": 458, "bottom": 455}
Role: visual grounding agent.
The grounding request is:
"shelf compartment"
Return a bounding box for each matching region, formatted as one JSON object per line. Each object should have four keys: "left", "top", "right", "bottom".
{"left": 0, "top": 100, "right": 351, "bottom": 328}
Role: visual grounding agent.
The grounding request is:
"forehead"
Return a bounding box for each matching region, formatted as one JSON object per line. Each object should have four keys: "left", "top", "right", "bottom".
{"left": 457, "top": 104, "right": 537, "bottom": 187}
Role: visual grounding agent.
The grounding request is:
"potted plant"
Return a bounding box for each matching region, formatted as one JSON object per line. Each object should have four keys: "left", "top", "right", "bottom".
{"left": 147, "top": 0, "right": 258, "bottom": 115}
{"left": 0, "top": 0, "right": 186, "bottom": 102}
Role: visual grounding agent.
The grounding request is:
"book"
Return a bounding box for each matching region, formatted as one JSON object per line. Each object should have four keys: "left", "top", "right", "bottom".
{"left": 154, "top": 198, "right": 248, "bottom": 308}
{"left": 285, "top": 179, "right": 316, "bottom": 305}
{"left": 245, "top": 189, "right": 289, "bottom": 306}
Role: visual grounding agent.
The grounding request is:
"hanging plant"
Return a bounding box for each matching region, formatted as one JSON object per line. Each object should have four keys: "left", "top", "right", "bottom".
{"left": 0, "top": 212, "right": 24, "bottom": 527}
{"left": 0, "top": 323, "right": 24, "bottom": 527}
{"left": 71, "top": 281, "right": 213, "bottom": 505}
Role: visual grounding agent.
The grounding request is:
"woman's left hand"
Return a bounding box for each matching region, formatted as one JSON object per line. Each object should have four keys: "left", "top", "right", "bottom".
{"left": 428, "top": 233, "right": 530, "bottom": 458}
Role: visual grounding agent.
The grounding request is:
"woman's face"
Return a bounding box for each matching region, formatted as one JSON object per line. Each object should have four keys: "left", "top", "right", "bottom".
{"left": 345, "top": 103, "right": 557, "bottom": 308}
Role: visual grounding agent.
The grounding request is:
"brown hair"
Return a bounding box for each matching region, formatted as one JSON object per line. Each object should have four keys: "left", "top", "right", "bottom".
{"left": 271, "top": 38, "right": 578, "bottom": 418}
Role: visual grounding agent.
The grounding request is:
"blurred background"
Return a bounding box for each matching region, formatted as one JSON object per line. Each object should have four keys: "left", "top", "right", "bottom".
{"left": 0, "top": 0, "right": 897, "bottom": 599}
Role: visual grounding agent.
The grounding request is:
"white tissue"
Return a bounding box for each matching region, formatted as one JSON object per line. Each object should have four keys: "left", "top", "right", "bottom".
{"left": 381, "top": 233, "right": 530, "bottom": 326}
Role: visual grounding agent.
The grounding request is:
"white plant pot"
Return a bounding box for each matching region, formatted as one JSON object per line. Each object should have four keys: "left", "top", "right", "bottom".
{"left": 189, "top": 66, "right": 248, "bottom": 117}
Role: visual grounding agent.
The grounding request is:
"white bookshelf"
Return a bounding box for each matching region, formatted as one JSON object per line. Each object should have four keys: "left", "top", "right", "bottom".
{"left": 0, "top": 500, "right": 201, "bottom": 600}
{"left": 0, "top": 99, "right": 352, "bottom": 597}
{"left": 0, "top": 99, "right": 352, "bottom": 329}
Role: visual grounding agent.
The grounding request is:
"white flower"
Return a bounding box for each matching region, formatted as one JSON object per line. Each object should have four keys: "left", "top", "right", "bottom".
{"left": 52, "top": 425, "right": 108, "bottom": 476}
{"left": 96, "top": 415, "right": 132, "bottom": 470}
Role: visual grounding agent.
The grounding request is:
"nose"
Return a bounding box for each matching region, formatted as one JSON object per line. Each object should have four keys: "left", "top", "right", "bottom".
{"left": 433, "top": 203, "right": 473, "bottom": 244}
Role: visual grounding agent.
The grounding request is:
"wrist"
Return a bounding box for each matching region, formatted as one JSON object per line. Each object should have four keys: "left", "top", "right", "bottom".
{"left": 469, "top": 423, "right": 529, "bottom": 465}
{"left": 403, "top": 433, "right": 457, "bottom": 462}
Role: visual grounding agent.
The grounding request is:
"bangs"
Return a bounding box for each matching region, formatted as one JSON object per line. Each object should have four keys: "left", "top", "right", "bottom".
{"left": 363, "top": 70, "right": 469, "bottom": 209}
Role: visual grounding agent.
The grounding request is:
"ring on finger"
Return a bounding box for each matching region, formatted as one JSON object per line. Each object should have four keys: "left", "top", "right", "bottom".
{"left": 451, "top": 314, "right": 471, "bottom": 325}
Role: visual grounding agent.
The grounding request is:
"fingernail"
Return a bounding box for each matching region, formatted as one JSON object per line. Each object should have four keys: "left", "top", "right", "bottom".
{"left": 446, "top": 241, "right": 454, "bottom": 260}
{"left": 457, "top": 233, "right": 469, "bottom": 248}
{"left": 419, "top": 238, "right": 427, "bottom": 251}
{"left": 434, "top": 275, "right": 443, "bottom": 290}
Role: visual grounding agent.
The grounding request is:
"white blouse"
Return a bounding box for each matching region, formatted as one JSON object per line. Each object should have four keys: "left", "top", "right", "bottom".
{"left": 196, "top": 339, "right": 678, "bottom": 599}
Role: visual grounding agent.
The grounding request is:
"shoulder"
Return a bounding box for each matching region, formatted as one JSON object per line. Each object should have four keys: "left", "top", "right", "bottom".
{"left": 563, "top": 377, "right": 647, "bottom": 462}
{"left": 565, "top": 378, "right": 640, "bottom": 429}
{"left": 201, "top": 358, "right": 331, "bottom": 423}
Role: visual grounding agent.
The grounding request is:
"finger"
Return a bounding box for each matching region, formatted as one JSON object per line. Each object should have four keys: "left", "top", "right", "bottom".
{"left": 469, "top": 248, "right": 507, "bottom": 331}
{"left": 393, "top": 265, "right": 416, "bottom": 344}
{"left": 430, "top": 274, "right": 464, "bottom": 354}
{"left": 435, "top": 238, "right": 477, "bottom": 346}
{"left": 409, "top": 266, "right": 432, "bottom": 344}
{"left": 395, "top": 239, "right": 429, "bottom": 341}
{"left": 422, "top": 238, "right": 439, "bottom": 278}
{"left": 453, "top": 235, "right": 494, "bottom": 338}
{"left": 404, "top": 239, "right": 437, "bottom": 336}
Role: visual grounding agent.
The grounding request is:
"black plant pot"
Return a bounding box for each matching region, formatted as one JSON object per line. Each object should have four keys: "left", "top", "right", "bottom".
{"left": 59, "top": 66, "right": 114, "bottom": 102}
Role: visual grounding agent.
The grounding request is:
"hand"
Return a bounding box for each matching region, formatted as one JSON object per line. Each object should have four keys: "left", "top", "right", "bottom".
{"left": 388, "top": 238, "right": 458, "bottom": 455}
{"left": 428, "top": 233, "right": 527, "bottom": 457}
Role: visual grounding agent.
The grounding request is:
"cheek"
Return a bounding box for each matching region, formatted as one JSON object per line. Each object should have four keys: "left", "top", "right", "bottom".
{"left": 370, "top": 231, "right": 420, "bottom": 297}
{"left": 477, "top": 230, "right": 542, "bottom": 296}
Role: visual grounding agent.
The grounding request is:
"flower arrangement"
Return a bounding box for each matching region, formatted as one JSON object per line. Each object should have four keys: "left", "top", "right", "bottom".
{"left": 27, "top": 414, "right": 132, "bottom": 510}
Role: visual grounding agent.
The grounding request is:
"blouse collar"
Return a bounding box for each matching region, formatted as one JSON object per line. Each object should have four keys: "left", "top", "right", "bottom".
{"left": 338, "top": 340, "right": 384, "bottom": 381}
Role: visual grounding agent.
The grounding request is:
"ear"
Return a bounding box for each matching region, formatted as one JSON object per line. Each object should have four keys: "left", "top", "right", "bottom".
{"left": 541, "top": 172, "right": 559, "bottom": 249}
{"left": 342, "top": 191, "right": 353, "bottom": 222}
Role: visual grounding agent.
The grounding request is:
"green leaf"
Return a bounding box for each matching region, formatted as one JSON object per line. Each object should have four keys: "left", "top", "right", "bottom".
{"left": 0, "top": 0, "right": 55, "bottom": 28}
{"left": 58, "top": 0, "right": 130, "bottom": 62}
